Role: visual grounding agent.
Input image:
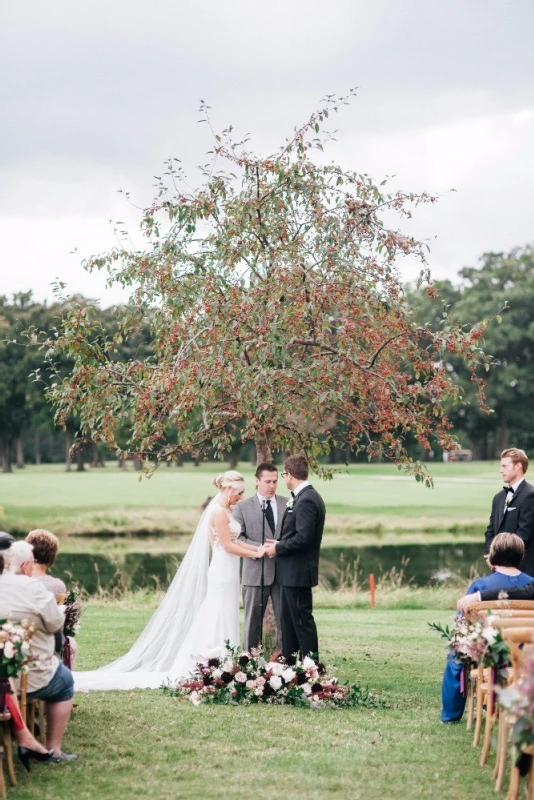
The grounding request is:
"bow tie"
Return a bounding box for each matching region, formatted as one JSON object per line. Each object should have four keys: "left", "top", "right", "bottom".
{"left": 504, "top": 486, "right": 515, "bottom": 494}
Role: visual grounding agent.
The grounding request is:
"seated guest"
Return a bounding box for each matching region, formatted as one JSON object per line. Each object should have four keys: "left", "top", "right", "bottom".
{"left": 26, "top": 529, "right": 67, "bottom": 595}
{"left": 5, "top": 541, "right": 35, "bottom": 577}
{"left": 442, "top": 532, "right": 533, "bottom": 723}
{"left": 0, "top": 544, "right": 78, "bottom": 763}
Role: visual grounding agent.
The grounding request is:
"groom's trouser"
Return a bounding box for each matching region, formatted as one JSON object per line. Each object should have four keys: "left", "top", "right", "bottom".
{"left": 280, "top": 586, "right": 318, "bottom": 660}
{"left": 242, "top": 580, "right": 283, "bottom": 652}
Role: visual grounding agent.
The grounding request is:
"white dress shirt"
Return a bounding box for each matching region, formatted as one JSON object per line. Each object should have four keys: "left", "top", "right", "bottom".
{"left": 292, "top": 480, "right": 310, "bottom": 497}
{"left": 256, "top": 492, "right": 277, "bottom": 528}
{"left": 504, "top": 478, "right": 524, "bottom": 512}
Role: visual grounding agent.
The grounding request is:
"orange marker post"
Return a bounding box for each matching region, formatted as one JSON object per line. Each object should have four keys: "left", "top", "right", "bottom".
{"left": 369, "top": 573, "right": 376, "bottom": 608}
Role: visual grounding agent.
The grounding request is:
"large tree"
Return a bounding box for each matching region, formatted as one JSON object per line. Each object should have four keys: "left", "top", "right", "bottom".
{"left": 408, "top": 247, "right": 534, "bottom": 457}
{"left": 41, "top": 93, "right": 493, "bottom": 480}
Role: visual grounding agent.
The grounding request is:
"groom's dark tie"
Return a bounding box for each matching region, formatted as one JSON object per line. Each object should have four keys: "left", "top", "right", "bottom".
{"left": 265, "top": 499, "right": 275, "bottom": 535}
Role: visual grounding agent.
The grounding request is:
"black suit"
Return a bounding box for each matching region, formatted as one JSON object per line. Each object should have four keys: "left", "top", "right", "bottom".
{"left": 484, "top": 479, "right": 534, "bottom": 578}
{"left": 275, "top": 484, "right": 325, "bottom": 659}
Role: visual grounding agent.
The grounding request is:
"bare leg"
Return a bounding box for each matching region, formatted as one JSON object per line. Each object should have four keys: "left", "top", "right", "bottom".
{"left": 15, "top": 727, "right": 48, "bottom": 753}
{"left": 45, "top": 699, "right": 72, "bottom": 756}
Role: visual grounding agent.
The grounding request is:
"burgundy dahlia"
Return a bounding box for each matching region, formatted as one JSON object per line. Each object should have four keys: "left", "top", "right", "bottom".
{"left": 221, "top": 671, "right": 234, "bottom": 684}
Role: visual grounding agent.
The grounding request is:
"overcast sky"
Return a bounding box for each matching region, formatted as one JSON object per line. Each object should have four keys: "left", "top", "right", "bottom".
{"left": 2, "top": 0, "right": 533, "bottom": 306}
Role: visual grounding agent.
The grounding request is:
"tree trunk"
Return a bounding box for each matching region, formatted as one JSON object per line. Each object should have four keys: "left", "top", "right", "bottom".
{"left": 345, "top": 445, "right": 352, "bottom": 464}
{"left": 1, "top": 442, "right": 12, "bottom": 473}
{"left": 76, "top": 447, "right": 86, "bottom": 472}
{"left": 34, "top": 430, "right": 41, "bottom": 466}
{"left": 227, "top": 451, "right": 238, "bottom": 469}
{"left": 500, "top": 408, "right": 509, "bottom": 452}
{"left": 65, "top": 432, "right": 72, "bottom": 471}
{"left": 119, "top": 457, "right": 128, "bottom": 471}
{"left": 91, "top": 443, "right": 98, "bottom": 468}
{"left": 15, "top": 436, "right": 24, "bottom": 469}
{"left": 255, "top": 434, "right": 273, "bottom": 466}
{"left": 133, "top": 456, "right": 144, "bottom": 471}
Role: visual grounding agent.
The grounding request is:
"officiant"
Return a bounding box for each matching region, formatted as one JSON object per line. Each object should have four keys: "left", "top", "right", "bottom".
{"left": 234, "top": 462, "right": 286, "bottom": 653}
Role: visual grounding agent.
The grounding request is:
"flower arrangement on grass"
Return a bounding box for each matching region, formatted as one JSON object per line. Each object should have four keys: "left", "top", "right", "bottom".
{"left": 163, "top": 644, "right": 388, "bottom": 709}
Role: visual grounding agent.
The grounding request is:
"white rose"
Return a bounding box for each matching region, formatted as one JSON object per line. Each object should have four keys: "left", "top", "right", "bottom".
{"left": 190, "top": 691, "right": 201, "bottom": 707}
{"left": 212, "top": 669, "right": 222, "bottom": 679}
{"left": 234, "top": 671, "right": 247, "bottom": 683}
{"left": 483, "top": 627, "right": 498, "bottom": 646}
{"left": 254, "top": 686, "right": 264, "bottom": 696}
{"left": 222, "top": 660, "right": 234, "bottom": 673}
{"left": 267, "top": 662, "right": 283, "bottom": 676}
{"left": 269, "top": 676, "right": 282, "bottom": 691}
{"left": 4, "top": 642, "right": 14, "bottom": 659}
{"left": 302, "top": 656, "right": 316, "bottom": 670}
{"left": 281, "top": 668, "right": 296, "bottom": 683}
{"left": 246, "top": 680, "right": 255, "bottom": 689}
{"left": 301, "top": 682, "right": 312, "bottom": 695}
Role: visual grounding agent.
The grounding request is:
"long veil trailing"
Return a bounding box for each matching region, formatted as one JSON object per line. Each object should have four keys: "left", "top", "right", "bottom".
{"left": 74, "top": 495, "right": 221, "bottom": 691}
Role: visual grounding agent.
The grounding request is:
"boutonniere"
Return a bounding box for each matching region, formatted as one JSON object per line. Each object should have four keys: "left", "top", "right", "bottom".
{"left": 505, "top": 495, "right": 513, "bottom": 506}
{"left": 286, "top": 498, "right": 294, "bottom": 511}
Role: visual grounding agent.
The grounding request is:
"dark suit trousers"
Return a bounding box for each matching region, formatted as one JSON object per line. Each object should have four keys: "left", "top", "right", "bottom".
{"left": 280, "top": 586, "right": 318, "bottom": 660}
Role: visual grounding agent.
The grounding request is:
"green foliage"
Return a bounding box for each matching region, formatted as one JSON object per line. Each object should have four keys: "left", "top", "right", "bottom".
{"left": 42, "top": 93, "right": 492, "bottom": 481}
{"left": 406, "top": 246, "right": 534, "bottom": 456}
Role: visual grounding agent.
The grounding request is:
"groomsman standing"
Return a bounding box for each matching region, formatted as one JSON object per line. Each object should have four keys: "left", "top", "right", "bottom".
{"left": 264, "top": 455, "right": 325, "bottom": 659}
{"left": 234, "top": 463, "right": 286, "bottom": 652}
{"left": 484, "top": 448, "right": 534, "bottom": 577}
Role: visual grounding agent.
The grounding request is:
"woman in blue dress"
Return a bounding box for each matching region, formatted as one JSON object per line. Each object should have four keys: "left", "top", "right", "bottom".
{"left": 441, "top": 532, "right": 533, "bottom": 723}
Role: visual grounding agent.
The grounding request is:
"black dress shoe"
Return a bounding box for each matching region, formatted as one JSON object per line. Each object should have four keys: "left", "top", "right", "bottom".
{"left": 17, "top": 746, "right": 53, "bottom": 772}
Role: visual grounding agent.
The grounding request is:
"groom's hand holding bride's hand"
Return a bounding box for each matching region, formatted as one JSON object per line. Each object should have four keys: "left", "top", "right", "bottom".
{"left": 264, "top": 540, "right": 277, "bottom": 559}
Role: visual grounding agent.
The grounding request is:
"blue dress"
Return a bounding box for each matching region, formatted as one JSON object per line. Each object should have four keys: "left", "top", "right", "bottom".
{"left": 441, "top": 570, "right": 533, "bottom": 722}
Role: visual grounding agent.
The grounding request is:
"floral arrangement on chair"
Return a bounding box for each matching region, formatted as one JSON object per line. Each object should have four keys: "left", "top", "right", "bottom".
{"left": 430, "top": 614, "right": 509, "bottom": 669}
{"left": 163, "top": 643, "right": 388, "bottom": 708}
{"left": 61, "top": 587, "right": 83, "bottom": 669}
{"left": 0, "top": 619, "right": 37, "bottom": 710}
{"left": 498, "top": 646, "right": 534, "bottom": 765}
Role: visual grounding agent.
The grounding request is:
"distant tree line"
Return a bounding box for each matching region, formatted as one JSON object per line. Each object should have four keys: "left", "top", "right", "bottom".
{"left": 1, "top": 245, "right": 532, "bottom": 473}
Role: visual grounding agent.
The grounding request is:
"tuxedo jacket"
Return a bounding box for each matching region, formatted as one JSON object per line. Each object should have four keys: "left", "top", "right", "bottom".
{"left": 484, "top": 479, "right": 534, "bottom": 578}
{"left": 275, "top": 485, "right": 326, "bottom": 588}
{"left": 234, "top": 494, "right": 287, "bottom": 587}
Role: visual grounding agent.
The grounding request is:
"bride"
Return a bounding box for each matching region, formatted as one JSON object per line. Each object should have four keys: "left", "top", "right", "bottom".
{"left": 74, "top": 471, "right": 264, "bottom": 691}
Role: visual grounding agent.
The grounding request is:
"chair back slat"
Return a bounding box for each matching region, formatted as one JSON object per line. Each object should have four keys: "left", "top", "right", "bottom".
{"left": 502, "top": 628, "right": 534, "bottom": 680}
{"left": 470, "top": 601, "right": 534, "bottom": 613}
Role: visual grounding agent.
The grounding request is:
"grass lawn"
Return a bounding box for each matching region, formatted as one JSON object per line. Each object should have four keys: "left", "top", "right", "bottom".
{"left": 8, "top": 604, "right": 496, "bottom": 799}
{"left": 0, "top": 461, "right": 503, "bottom": 547}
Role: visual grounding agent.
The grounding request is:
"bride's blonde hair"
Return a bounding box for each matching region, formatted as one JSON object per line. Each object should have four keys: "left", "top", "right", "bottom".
{"left": 212, "top": 470, "right": 245, "bottom": 492}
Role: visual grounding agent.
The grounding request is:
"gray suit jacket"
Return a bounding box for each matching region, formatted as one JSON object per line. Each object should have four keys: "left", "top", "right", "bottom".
{"left": 234, "top": 494, "right": 287, "bottom": 587}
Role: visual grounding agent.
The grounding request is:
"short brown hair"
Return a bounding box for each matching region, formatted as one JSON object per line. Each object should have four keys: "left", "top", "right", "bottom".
{"left": 26, "top": 529, "right": 59, "bottom": 567}
{"left": 255, "top": 462, "right": 277, "bottom": 479}
{"left": 501, "top": 448, "right": 529, "bottom": 473}
{"left": 488, "top": 532, "right": 525, "bottom": 568}
{"left": 284, "top": 455, "right": 309, "bottom": 480}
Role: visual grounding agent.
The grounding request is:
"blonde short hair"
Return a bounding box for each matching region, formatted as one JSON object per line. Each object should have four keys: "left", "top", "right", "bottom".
{"left": 488, "top": 532, "right": 525, "bottom": 568}
{"left": 501, "top": 448, "right": 529, "bottom": 473}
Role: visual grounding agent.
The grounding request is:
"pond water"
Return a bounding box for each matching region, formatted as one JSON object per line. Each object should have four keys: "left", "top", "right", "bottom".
{"left": 52, "top": 542, "right": 487, "bottom": 594}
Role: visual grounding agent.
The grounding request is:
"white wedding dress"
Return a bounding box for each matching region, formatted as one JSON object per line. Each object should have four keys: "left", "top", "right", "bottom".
{"left": 74, "top": 497, "right": 241, "bottom": 691}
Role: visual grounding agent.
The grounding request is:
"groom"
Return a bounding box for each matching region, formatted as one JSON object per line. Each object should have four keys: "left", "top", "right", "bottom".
{"left": 264, "top": 455, "right": 325, "bottom": 659}
{"left": 234, "top": 462, "right": 286, "bottom": 652}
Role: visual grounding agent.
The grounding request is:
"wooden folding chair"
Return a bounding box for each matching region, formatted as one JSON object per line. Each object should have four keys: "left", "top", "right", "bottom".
{"left": 18, "top": 674, "right": 45, "bottom": 746}
{"left": 493, "top": 630, "right": 534, "bottom": 799}
{"left": 0, "top": 708, "right": 18, "bottom": 798}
